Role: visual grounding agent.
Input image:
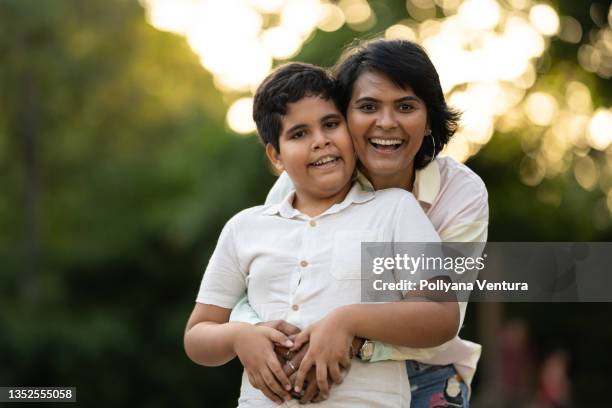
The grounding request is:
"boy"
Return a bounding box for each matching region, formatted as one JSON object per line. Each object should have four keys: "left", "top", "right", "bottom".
{"left": 184, "top": 63, "right": 455, "bottom": 407}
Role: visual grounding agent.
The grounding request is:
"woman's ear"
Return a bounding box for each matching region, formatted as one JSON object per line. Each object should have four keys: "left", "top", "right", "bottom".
{"left": 265, "top": 143, "right": 284, "bottom": 172}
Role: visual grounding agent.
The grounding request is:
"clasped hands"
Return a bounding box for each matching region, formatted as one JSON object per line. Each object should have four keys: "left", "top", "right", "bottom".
{"left": 235, "top": 311, "right": 364, "bottom": 405}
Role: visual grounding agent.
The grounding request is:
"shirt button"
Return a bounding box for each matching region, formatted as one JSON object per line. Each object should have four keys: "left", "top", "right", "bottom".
{"left": 292, "top": 304, "right": 299, "bottom": 311}
{"left": 309, "top": 220, "right": 316, "bottom": 227}
{"left": 300, "top": 260, "right": 308, "bottom": 267}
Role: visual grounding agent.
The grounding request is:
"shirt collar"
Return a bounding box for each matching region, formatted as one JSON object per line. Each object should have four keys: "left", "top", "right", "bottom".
{"left": 355, "top": 159, "right": 441, "bottom": 206}
{"left": 262, "top": 182, "right": 375, "bottom": 219}
{"left": 412, "top": 159, "right": 440, "bottom": 206}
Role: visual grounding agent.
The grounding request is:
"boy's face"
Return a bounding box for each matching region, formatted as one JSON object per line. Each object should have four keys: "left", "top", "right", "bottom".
{"left": 266, "top": 96, "right": 356, "bottom": 200}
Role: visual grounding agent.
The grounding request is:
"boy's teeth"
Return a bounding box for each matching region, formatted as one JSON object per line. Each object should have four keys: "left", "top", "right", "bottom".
{"left": 370, "top": 138, "right": 403, "bottom": 145}
{"left": 312, "top": 156, "right": 337, "bottom": 166}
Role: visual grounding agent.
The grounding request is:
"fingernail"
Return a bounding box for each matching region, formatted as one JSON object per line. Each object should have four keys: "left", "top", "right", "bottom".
{"left": 285, "top": 384, "right": 291, "bottom": 391}
{"left": 285, "top": 340, "right": 294, "bottom": 347}
{"left": 294, "top": 386, "right": 301, "bottom": 392}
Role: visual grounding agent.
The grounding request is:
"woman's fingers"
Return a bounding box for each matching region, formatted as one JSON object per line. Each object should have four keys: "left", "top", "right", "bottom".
{"left": 290, "top": 329, "right": 310, "bottom": 351}
{"left": 275, "top": 320, "right": 301, "bottom": 336}
{"left": 257, "top": 320, "right": 301, "bottom": 336}
{"left": 283, "top": 344, "right": 308, "bottom": 376}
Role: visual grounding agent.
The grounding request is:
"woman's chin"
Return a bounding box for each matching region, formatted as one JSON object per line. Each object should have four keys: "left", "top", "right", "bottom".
{"left": 362, "top": 158, "right": 409, "bottom": 178}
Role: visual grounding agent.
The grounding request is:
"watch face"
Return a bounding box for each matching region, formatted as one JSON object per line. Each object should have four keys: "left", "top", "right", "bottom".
{"left": 361, "top": 341, "right": 374, "bottom": 360}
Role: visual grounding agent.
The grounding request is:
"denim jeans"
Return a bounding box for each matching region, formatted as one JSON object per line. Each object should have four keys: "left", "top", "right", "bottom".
{"left": 406, "top": 361, "right": 470, "bottom": 408}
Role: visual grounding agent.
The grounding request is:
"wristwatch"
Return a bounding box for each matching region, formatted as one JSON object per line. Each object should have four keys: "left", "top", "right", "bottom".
{"left": 357, "top": 339, "right": 375, "bottom": 361}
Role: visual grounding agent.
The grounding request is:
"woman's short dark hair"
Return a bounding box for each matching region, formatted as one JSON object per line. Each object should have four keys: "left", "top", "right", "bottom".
{"left": 252, "top": 62, "right": 340, "bottom": 152}
{"left": 333, "top": 39, "right": 461, "bottom": 170}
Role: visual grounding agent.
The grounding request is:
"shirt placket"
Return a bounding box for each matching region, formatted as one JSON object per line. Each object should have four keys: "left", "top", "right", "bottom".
{"left": 288, "top": 216, "right": 319, "bottom": 318}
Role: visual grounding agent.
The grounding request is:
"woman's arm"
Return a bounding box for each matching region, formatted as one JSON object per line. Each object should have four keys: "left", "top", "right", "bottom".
{"left": 290, "top": 299, "right": 458, "bottom": 396}
{"left": 367, "top": 176, "right": 489, "bottom": 362}
{"left": 336, "top": 300, "right": 458, "bottom": 347}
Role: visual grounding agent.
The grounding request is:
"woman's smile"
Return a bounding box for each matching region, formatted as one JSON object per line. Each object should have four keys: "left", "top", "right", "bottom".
{"left": 368, "top": 137, "right": 406, "bottom": 152}
{"left": 347, "top": 71, "right": 429, "bottom": 190}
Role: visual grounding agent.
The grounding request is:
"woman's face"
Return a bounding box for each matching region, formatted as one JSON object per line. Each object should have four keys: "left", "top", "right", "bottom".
{"left": 347, "top": 70, "right": 429, "bottom": 185}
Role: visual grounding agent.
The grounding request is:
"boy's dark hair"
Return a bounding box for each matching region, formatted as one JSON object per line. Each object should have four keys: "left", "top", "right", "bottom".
{"left": 253, "top": 62, "right": 340, "bottom": 152}
{"left": 333, "top": 39, "right": 461, "bottom": 170}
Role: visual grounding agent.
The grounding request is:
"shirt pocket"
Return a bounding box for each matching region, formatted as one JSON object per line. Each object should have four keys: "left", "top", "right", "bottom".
{"left": 330, "top": 229, "right": 382, "bottom": 280}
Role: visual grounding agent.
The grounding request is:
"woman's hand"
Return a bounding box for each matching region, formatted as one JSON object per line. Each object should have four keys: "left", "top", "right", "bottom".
{"left": 256, "top": 320, "right": 301, "bottom": 337}
{"left": 290, "top": 308, "right": 354, "bottom": 399}
{"left": 233, "top": 324, "right": 295, "bottom": 404}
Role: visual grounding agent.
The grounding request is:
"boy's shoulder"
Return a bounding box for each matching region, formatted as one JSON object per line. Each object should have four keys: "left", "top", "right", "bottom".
{"left": 371, "top": 187, "right": 418, "bottom": 206}
{"left": 225, "top": 203, "right": 280, "bottom": 228}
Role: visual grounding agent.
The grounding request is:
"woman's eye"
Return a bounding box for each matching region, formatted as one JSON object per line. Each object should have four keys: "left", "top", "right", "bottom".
{"left": 398, "top": 104, "right": 415, "bottom": 112}
{"left": 359, "top": 104, "right": 376, "bottom": 112}
{"left": 324, "top": 121, "right": 339, "bottom": 129}
{"left": 292, "top": 130, "right": 306, "bottom": 139}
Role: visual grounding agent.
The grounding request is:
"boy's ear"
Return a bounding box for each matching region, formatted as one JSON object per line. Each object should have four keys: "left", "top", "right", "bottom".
{"left": 265, "top": 143, "right": 284, "bottom": 172}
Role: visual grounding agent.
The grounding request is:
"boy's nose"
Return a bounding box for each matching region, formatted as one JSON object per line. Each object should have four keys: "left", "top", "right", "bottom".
{"left": 312, "top": 131, "right": 331, "bottom": 150}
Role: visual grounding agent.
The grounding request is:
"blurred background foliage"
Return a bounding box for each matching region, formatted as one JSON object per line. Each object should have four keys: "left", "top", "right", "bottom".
{"left": 0, "top": 0, "right": 611, "bottom": 406}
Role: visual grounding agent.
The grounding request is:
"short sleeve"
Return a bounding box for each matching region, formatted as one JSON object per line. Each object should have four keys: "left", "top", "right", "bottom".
{"left": 196, "top": 218, "right": 247, "bottom": 309}
{"left": 434, "top": 173, "right": 488, "bottom": 328}
{"left": 436, "top": 164, "right": 489, "bottom": 243}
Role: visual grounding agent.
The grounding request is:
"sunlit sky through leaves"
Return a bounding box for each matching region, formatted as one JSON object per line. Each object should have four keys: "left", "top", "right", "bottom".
{"left": 141, "top": 0, "right": 612, "bottom": 215}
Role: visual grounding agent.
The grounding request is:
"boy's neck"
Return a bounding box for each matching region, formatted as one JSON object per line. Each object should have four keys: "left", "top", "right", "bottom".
{"left": 292, "top": 182, "right": 353, "bottom": 218}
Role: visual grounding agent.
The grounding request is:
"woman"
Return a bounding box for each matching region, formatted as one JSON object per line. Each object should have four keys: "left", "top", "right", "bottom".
{"left": 233, "top": 39, "right": 488, "bottom": 407}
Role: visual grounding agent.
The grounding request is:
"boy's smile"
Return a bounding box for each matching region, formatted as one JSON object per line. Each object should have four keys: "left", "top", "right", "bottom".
{"left": 266, "top": 96, "right": 356, "bottom": 213}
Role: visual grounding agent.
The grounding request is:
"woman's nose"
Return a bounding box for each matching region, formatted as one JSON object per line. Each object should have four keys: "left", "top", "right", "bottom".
{"left": 375, "top": 108, "right": 397, "bottom": 130}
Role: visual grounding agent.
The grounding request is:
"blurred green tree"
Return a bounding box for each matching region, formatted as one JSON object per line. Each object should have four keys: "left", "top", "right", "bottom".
{"left": 0, "top": 0, "right": 610, "bottom": 407}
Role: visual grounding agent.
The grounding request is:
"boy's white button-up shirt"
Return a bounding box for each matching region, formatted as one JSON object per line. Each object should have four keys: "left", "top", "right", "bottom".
{"left": 239, "top": 156, "right": 489, "bottom": 390}
{"left": 197, "top": 184, "right": 441, "bottom": 407}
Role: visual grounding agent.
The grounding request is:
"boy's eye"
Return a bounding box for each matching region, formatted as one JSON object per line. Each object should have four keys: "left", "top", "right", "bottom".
{"left": 324, "top": 120, "right": 339, "bottom": 129}
{"left": 292, "top": 130, "right": 306, "bottom": 139}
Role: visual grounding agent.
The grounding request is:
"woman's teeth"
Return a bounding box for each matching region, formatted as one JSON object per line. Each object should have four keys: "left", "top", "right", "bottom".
{"left": 311, "top": 156, "right": 339, "bottom": 166}
{"left": 369, "top": 138, "right": 404, "bottom": 150}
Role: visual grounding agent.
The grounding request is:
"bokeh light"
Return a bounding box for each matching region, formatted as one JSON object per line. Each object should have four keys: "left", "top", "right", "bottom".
{"left": 529, "top": 4, "right": 560, "bottom": 36}
{"left": 142, "top": 0, "right": 612, "bottom": 197}
{"left": 227, "top": 98, "right": 256, "bottom": 135}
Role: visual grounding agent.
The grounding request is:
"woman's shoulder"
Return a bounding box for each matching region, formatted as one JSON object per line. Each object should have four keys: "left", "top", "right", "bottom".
{"left": 435, "top": 156, "right": 487, "bottom": 198}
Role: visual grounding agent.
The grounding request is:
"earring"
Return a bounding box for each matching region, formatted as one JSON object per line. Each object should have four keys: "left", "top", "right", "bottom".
{"left": 426, "top": 130, "right": 436, "bottom": 163}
